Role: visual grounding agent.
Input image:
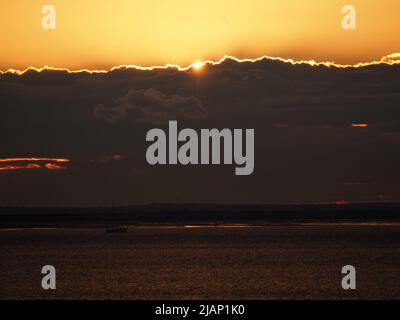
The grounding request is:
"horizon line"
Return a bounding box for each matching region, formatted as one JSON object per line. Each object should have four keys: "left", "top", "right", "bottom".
{"left": 1, "top": 200, "right": 400, "bottom": 210}
{"left": 1, "top": 53, "right": 400, "bottom": 76}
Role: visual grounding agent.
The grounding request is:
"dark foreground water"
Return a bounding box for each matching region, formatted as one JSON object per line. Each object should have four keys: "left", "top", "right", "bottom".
{"left": 1, "top": 225, "right": 400, "bottom": 299}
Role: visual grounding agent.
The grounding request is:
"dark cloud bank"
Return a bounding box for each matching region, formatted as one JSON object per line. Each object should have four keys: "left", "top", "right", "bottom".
{"left": 1, "top": 58, "right": 400, "bottom": 206}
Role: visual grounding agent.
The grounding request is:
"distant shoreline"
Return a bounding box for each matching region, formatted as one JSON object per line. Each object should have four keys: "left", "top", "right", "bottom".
{"left": 3, "top": 222, "right": 400, "bottom": 232}
{"left": 1, "top": 202, "right": 400, "bottom": 229}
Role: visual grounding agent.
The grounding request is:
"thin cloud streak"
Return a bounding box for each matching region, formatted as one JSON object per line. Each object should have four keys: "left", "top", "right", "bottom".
{"left": 0, "top": 158, "right": 70, "bottom": 163}
{"left": 0, "top": 158, "right": 70, "bottom": 172}
{"left": 0, "top": 164, "right": 41, "bottom": 171}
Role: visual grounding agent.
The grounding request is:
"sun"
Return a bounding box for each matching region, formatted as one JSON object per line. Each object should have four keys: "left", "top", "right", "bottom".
{"left": 192, "top": 61, "right": 204, "bottom": 71}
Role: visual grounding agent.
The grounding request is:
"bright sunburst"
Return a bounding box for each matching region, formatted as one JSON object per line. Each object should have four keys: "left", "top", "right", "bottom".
{"left": 192, "top": 62, "right": 204, "bottom": 71}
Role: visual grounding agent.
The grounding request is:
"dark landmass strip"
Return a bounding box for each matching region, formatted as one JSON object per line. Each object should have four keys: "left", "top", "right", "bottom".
{"left": 0, "top": 202, "right": 400, "bottom": 229}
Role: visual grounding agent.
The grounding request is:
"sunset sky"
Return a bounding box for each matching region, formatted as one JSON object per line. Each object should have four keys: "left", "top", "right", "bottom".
{"left": 1, "top": 0, "right": 400, "bottom": 70}
{"left": 0, "top": 1, "right": 400, "bottom": 206}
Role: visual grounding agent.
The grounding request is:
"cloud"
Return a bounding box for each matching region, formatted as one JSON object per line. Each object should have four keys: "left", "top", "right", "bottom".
{"left": 0, "top": 158, "right": 69, "bottom": 172}
{"left": 381, "top": 53, "right": 400, "bottom": 64}
{"left": 1, "top": 56, "right": 400, "bottom": 205}
{"left": 2, "top": 53, "right": 400, "bottom": 75}
{"left": 0, "top": 164, "right": 41, "bottom": 172}
{"left": 91, "top": 154, "right": 124, "bottom": 163}
{"left": 95, "top": 88, "right": 207, "bottom": 125}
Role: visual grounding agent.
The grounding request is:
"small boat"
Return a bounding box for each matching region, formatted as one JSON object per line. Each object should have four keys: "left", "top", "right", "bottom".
{"left": 106, "top": 226, "right": 128, "bottom": 233}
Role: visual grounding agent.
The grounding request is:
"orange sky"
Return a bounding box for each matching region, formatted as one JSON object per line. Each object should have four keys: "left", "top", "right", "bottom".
{"left": 0, "top": 0, "right": 399, "bottom": 70}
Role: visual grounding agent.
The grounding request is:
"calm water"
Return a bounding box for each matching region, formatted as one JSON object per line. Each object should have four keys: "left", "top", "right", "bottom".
{"left": 1, "top": 225, "right": 400, "bottom": 299}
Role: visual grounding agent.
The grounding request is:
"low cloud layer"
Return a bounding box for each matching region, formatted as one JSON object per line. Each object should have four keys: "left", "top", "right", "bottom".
{"left": 95, "top": 88, "right": 206, "bottom": 124}
{"left": 0, "top": 57, "right": 400, "bottom": 206}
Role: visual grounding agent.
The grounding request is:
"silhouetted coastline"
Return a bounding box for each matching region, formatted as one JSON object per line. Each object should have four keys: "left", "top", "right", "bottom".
{"left": 1, "top": 202, "right": 399, "bottom": 229}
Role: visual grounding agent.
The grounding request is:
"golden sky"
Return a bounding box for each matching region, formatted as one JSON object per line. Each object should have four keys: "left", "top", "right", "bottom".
{"left": 0, "top": 0, "right": 399, "bottom": 70}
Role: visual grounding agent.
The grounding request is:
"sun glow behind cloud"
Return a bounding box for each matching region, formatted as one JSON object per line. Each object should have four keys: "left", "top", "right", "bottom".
{"left": 2, "top": 53, "right": 400, "bottom": 76}
{"left": 192, "top": 62, "right": 205, "bottom": 71}
{"left": 0, "top": 0, "right": 399, "bottom": 70}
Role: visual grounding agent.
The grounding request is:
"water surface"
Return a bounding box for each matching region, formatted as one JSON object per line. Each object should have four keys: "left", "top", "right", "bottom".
{"left": 1, "top": 225, "right": 399, "bottom": 299}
